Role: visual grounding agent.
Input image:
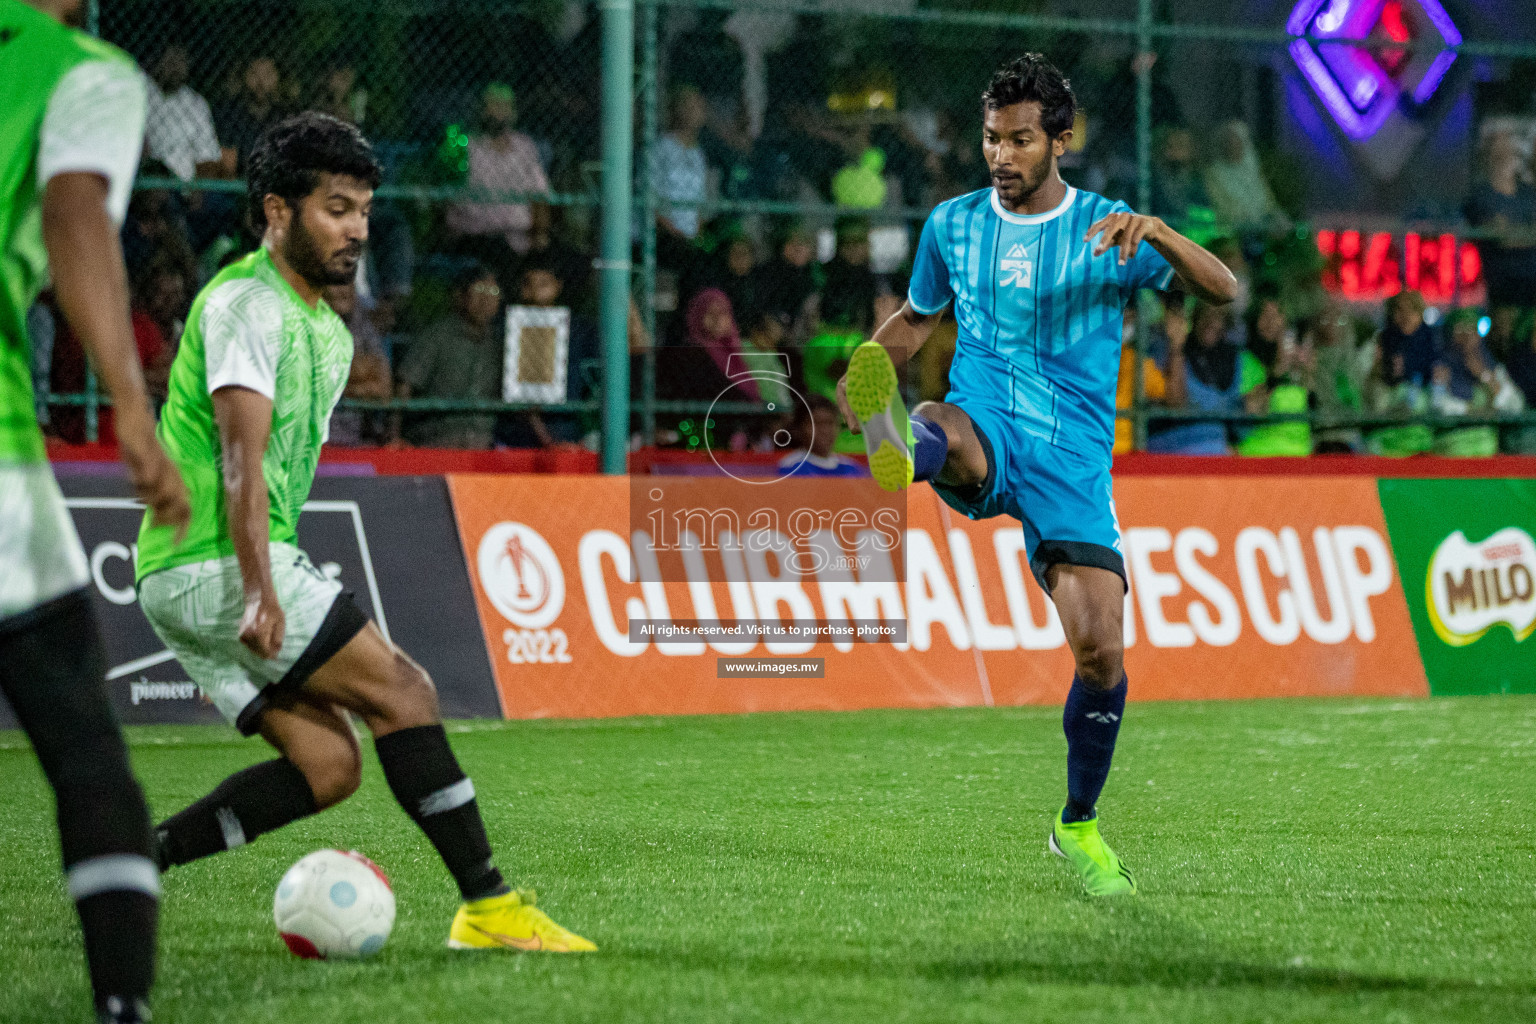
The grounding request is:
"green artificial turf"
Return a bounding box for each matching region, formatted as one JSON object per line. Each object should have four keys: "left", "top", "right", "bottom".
{"left": 3, "top": 696, "right": 1536, "bottom": 1023}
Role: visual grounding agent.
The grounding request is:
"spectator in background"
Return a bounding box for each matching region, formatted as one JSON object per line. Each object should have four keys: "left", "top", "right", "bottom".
{"left": 119, "top": 189, "right": 196, "bottom": 301}
{"left": 1148, "top": 300, "right": 1243, "bottom": 455}
{"left": 396, "top": 263, "right": 504, "bottom": 449}
{"left": 1151, "top": 127, "right": 1210, "bottom": 226}
{"left": 325, "top": 282, "right": 392, "bottom": 447}
{"left": 1308, "top": 301, "right": 1371, "bottom": 453}
{"left": 1114, "top": 307, "right": 1182, "bottom": 455}
{"left": 738, "top": 308, "right": 792, "bottom": 413}
{"left": 1237, "top": 295, "right": 1312, "bottom": 456}
{"left": 688, "top": 288, "right": 754, "bottom": 397}
{"left": 819, "top": 218, "right": 877, "bottom": 333}
{"left": 1376, "top": 289, "right": 1440, "bottom": 388}
{"left": 445, "top": 83, "right": 550, "bottom": 262}
{"left": 1430, "top": 309, "right": 1525, "bottom": 456}
{"left": 831, "top": 142, "right": 888, "bottom": 210}
{"left": 216, "top": 55, "right": 288, "bottom": 173}
{"left": 512, "top": 205, "right": 592, "bottom": 309}
{"left": 934, "top": 107, "right": 987, "bottom": 200}
{"left": 494, "top": 260, "right": 599, "bottom": 449}
{"left": 1505, "top": 311, "right": 1536, "bottom": 453}
{"left": 134, "top": 258, "right": 193, "bottom": 354}
{"left": 708, "top": 228, "right": 759, "bottom": 328}
{"left": 359, "top": 204, "right": 415, "bottom": 336}
{"left": 753, "top": 220, "right": 822, "bottom": 341}
{"left": 654, "top": 86, "right": 710, "bottom": 241}
{"left": 1364, "top": 290, "right": 1436, "bottom": 456}
{"left": 1464, "top": 129, "right": 1536, "bottom": 309}
{"left": 657, "top": 287, "right": 758, "bottom": 451}
{"left": 312, "top": 58, "right": 367, "bottom": 126}
{"left": 779, "top": 395, "right": 864, "bottom": 477}
{"left": 49, "top": 297, "right": 170, "bottom": 442}
{"left": 1203, "top": 120, "right": 1287, "bottom": 241}
{"left": 144, "top": 43, "right": 231, "bottom": 183}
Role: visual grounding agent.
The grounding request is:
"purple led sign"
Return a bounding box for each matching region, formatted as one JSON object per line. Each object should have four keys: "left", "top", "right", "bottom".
{"left": 1288, "top": 0, "right": 1462, "bottom": 139}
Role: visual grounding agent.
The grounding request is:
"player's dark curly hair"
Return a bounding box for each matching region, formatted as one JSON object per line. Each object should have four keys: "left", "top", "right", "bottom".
{"left": 247, "top": 112, "right": 382, "bottom": 230}
{"left": 981, "top": 53, "right": 1076, "bottom": 138}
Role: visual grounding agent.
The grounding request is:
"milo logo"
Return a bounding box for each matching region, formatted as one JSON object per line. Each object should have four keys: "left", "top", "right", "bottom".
{"left": 1426, "top": 528, "right": 1536, "bottom": 647}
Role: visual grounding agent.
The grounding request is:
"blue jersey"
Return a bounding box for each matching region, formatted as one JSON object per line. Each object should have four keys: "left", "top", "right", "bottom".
{"left": 908, "top": 185, "right": 1175, "bottom": 463}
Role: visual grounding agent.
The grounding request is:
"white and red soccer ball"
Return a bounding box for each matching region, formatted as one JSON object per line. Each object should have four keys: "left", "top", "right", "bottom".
{"left": 273, "top": 849, "right": 395, "bottom": 960}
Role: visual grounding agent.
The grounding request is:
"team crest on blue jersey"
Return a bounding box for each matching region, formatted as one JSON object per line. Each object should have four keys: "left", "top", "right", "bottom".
{"left": 1000, "top": 243, "right": 1033, "bottom": 288}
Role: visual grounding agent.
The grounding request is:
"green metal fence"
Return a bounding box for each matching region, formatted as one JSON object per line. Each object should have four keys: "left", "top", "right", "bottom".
{"left": 49, "top": 0, "right": 1536, "bottom": 462}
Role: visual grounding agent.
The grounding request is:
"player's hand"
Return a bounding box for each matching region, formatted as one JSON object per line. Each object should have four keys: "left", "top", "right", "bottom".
{"left": 240, "top": 588, "right": 286, "bottom": 660}
{"left": 835, "top": 374, "right": 860, "bottom": 434}
{"left": 1086, "top": 212, "right": 1164, "bottom": 265}
{"left": 117, "top": 409, "right": 191, "bottom": 544}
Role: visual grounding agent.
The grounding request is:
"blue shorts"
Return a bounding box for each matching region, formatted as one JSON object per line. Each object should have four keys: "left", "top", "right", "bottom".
{"left": 929, "top": 397, "right": 1125, "bottom": 593}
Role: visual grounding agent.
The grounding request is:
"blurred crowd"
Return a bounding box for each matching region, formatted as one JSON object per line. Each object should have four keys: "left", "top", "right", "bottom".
{"left": 25, "top": 15, "right": 1536, "bottom": 460}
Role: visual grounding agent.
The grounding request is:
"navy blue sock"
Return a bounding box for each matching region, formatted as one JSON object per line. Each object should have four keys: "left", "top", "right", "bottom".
{"left": 1062, "top": 674, "right": 1127, "bottom": 823}
{"left": 911, "top": 413, "right": 948, "bottom": 481}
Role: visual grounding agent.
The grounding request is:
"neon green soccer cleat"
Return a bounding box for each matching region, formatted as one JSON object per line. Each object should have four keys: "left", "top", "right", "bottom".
{"left": 446, "top": 889, "right": 597, "bottom": 952}
{"left": 1049, "top": 809, "right": 1137, "bottom": 897}
{"left": 844, "top": 341, "right": 914, "bottom": 492}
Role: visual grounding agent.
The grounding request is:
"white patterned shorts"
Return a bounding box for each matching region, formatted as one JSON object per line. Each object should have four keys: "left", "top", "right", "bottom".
{"left": 0, "top": 462, "right": 91, "bottom": 622}
{"left": 137, "top": 543, "right": 344, "bottom": 731}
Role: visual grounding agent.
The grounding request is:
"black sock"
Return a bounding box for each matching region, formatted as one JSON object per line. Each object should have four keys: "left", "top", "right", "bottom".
{"left": 74, "top": 888, "right": 158, "bottom": 1024}
{"left": 0, "top": 590, "right": 161, "bottom": 1023}
{"left": 374, "top": 724, "right": 507, "bottom": 901}
{"left": 1062, "top": 674, "right": 1127, "bottom": 823}
{"left": 155, "top": 758, "right": 318, "bottom": 869}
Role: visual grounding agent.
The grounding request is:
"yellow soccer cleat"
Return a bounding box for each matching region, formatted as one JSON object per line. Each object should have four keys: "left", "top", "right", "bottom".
{"left": 446, "top": 889, "right": 597, "bottom": 953}
{"left": 845, "top": 341, "right": 914, "bottom": 492}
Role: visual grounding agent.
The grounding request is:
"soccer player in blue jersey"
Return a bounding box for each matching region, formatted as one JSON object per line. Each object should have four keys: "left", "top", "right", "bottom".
{"left": 837, "top": 54, "right": 1237, "bottom": 896}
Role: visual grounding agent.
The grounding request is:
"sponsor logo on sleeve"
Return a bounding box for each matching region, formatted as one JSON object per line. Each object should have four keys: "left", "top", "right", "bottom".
{"left": 1425, "top": 528, "right": 1536, "bottom": 647}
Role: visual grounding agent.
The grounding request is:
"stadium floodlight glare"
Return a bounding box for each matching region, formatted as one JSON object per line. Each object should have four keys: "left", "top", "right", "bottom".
{"left": 1288, "top": 0, "right": 1461, "bottom": 140}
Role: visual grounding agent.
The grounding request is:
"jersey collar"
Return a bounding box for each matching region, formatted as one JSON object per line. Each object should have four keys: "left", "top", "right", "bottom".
{"left": 990, "top": 184, "right": 1077, "bottom": 226}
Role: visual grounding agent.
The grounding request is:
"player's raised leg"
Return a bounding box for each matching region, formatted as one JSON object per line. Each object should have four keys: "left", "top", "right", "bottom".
{"left": 840, "top": 334, "right": 988, "bottom": 494}
{"left": 295, "top": 622, "right": 596, "bottom": 953}
{"left": 1045, "top": 563, "right": 1136, "bottom": 897}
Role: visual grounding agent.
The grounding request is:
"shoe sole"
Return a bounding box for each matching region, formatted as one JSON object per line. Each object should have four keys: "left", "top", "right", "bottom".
{"left": 448, "top": 937, "right": 592, "bottom": 952}
{"left": 845, "top": 342, "right": 912, "bottom": 492}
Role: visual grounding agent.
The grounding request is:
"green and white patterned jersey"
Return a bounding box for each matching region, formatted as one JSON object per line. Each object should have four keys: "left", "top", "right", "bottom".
{"left": 136, "top": 247, "right": 353, "bottom": 580}
{"left": 0, "top": 0, "right": 144, "bottom": 464}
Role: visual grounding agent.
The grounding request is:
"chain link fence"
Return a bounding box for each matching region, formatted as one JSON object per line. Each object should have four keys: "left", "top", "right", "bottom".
{"left": 36, "top": 0, "right": 1536, "bottom": 459}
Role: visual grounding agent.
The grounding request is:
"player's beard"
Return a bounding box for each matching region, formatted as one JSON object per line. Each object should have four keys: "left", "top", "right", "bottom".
{"left": 993, "top": 152, "right": 1052, "bottom": 207}
{"left": 283, "top": 214, "right": 360, "bottom": 289}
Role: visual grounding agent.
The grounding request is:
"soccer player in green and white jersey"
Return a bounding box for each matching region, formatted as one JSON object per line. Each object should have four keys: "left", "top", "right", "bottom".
{"left": 1, "top": 1, "right": 192, "bottom": 1021}
{"left": 136, "top": 112, "right": 594, "bottom": 953}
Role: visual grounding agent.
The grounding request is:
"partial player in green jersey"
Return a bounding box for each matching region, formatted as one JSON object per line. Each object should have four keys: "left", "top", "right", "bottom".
{"left": 139, "top": 113, "right": 596, "bottom": 954}
{"left": 0, "top": 2, "right": 190, "bottom": 1022}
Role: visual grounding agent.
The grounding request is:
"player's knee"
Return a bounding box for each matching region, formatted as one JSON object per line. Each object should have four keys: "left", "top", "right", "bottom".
{"left": 1072, "top": 633, "right": 1124, "bottom": 689}
{"left": 378, "top": 652, "right": 440, "bottom": 729}
{"left": 294, "top": 735, "right": 362, "bottom": 809}
{"left": 915, "top": 402, "right": 987, "bottom": 485}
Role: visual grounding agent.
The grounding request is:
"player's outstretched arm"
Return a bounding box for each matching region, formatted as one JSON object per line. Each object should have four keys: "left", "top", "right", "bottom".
{"left": 213, "top": 385, "right": 286, "bottom": 659}
{"left": 42, "top": 173, "right": 191, "bottom": 539}
{"left": 835, "top": 300, "right": 940, "bottom": 432}
{"left": 1084, "top": 212, "right": 1238, "bottom": 306}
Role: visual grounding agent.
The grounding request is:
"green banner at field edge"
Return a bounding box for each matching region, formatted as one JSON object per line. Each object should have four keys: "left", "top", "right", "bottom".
{"left": 1377, "top": 478, "right": 1536, "bottom": 696}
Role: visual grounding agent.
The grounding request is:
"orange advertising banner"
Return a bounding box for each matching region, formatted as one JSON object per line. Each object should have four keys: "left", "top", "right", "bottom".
{"left": 447, "top": 474, "right": 1426, "bottom": 720}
